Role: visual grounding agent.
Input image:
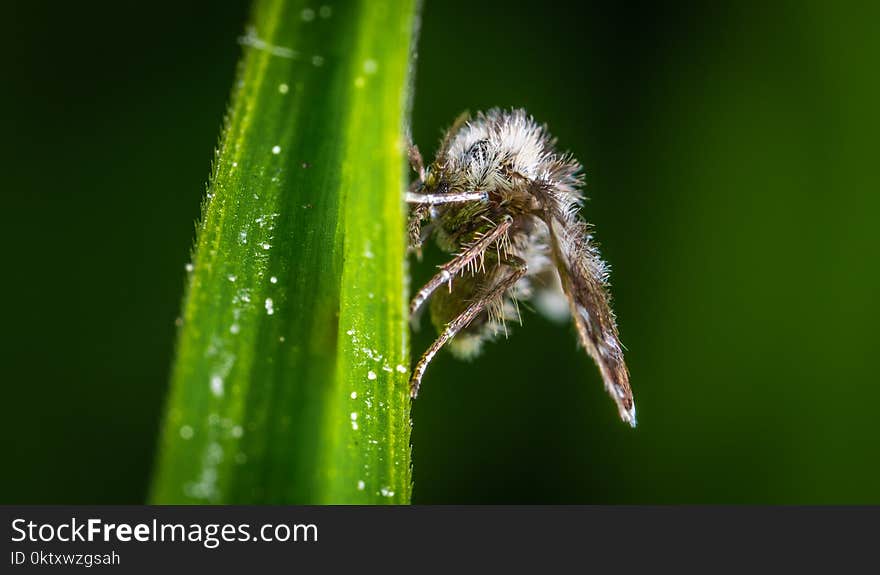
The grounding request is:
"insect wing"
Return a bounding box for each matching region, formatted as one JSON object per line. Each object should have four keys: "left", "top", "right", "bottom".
{"left": 546, "top": 217, "right": 636, "bottom": 427}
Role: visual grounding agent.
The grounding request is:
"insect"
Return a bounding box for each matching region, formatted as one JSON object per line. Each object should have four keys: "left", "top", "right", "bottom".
{"left": 406, "top": 108, "right": 636, "bottom": 427}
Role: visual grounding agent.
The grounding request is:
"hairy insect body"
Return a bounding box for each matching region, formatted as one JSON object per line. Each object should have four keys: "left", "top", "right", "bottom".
{"left": 407, "top": 109, "right": 636, "bottom": 427}
{"left": 429, "top": 213, "right": 550, "bottom": 359}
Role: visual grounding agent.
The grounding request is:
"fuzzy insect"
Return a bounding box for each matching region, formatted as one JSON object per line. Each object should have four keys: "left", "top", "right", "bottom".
{"left": 406, "top": 109, "right": 635, "bottom": 427}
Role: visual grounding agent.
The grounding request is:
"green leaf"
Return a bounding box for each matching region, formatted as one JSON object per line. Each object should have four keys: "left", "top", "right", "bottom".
{"left": 150, "top": 0, "right": 420, "bottom": 504}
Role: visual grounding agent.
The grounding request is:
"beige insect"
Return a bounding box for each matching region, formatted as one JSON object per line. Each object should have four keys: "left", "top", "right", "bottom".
{"left": 406, "top": 108, "right": 635, "bottom": 427}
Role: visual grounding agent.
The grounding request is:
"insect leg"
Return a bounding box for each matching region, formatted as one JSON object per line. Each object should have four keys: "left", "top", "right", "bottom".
{"left": 410, "top": 216, "right": 513, "bottom": 317}
{"left": 408, "top": 203, "right": 429, "bottom": 254}
{"left": 410, "top": 254, "right": 527, "bottom": 398}
{"left": 405, "top": 191, "right": 487, "bottom": 204}
{"left": 408, "top": 142, "right": 425, "bottom": 181}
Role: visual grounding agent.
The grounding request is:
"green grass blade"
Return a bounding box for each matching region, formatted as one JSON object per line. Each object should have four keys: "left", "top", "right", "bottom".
{"left": 150, "top": 0, "right": 419, "bottom": 504}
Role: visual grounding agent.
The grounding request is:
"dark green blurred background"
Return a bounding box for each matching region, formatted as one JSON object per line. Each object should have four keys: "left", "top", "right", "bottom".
{"left": 5, "top": 1, "right": 879, "bottom": 503}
